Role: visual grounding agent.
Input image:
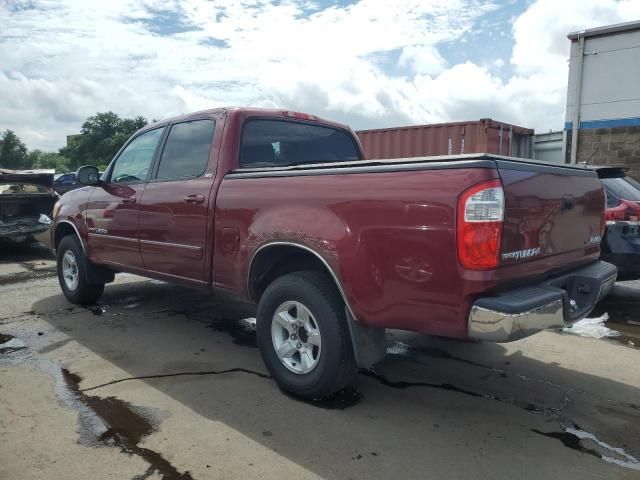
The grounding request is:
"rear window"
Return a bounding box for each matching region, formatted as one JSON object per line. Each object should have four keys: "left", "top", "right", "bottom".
{"left": 602, "top": 177, "right": 640, "bottom": 205}
{"left": 240, "top": 119, "right": 360, "bottom": 168}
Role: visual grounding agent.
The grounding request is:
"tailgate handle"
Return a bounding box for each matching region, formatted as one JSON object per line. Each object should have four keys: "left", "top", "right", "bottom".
{"left": 184, "top": 194, "right": 205, "bottom": 204}
{"left": 562, "top": 195, "right": 575, "bottom": 211}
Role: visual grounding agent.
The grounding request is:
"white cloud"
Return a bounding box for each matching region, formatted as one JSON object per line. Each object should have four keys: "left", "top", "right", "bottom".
{"left": 1, "top": 0, "right": 639, "bottom": 151}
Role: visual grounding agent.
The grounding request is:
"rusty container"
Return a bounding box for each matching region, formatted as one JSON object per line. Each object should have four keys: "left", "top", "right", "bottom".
{"left": 356, "top": 119, "right": 534, "bottom": 160}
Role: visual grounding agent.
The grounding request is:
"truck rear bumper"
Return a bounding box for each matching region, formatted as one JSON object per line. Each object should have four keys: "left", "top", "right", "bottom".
{"left": 468, "top": 261, "right": 617, "bottom": 342}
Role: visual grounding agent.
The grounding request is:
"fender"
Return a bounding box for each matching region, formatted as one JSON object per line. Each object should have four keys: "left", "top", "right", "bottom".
{"left": 54, "top": 219, "right": 88, "bottom": 254}
{"left": 248, "top": 241, "right": 386, "bottom": 369}
{"left": 52, "top": 185, "right": 94, "bottom": 254}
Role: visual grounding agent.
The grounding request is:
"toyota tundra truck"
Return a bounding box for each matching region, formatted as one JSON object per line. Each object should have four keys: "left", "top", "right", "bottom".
{"left": 52, "top": 107, "right": 617, "bottom": 398}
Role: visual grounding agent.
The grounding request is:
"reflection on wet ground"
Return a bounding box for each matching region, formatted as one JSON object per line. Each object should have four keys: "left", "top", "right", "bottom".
{"left": 592, "top": 285, "right": 640, "bottom": 349}
{"left": 0, "top": 333, "right": 194, "bottom": 480}
{"left": 2, "top": 250, "right": 640, "bottom": 476}
{"left": 533, "top": 425, "right": 640, "bottom": 470}
{"left": 62, "top": 369, "right": 194, "bottom": 480}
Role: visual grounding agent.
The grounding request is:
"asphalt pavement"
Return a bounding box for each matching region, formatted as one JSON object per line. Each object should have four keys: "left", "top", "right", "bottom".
{"left": 1, "top": 242, "right": 639, "bottom": 480}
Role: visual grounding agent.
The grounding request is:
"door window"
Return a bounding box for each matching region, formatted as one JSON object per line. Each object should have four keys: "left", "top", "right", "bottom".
{"left": 155, "top": 120, "right": 215, "bottom": 180}
{"left": 110, "top": 128, "right": 164, "bottom": 183}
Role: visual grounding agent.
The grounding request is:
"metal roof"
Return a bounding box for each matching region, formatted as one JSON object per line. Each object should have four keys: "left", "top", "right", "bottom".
{"left": 568, "top": 19, "right": 640, "bottom": 40}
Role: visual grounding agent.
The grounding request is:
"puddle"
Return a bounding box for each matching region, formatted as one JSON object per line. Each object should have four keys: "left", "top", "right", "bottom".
{"left": 283, "top": 386, "right": 363, "bottom": 410}
{"left": 1, "top": 333, "right": 14, "bottom": 343}
{"left": 61, "top": 369, "right": 194, "bottom": 479}
{"left": 533, "top": 424, "right": 640, "bottom": 471}
{"left": 205, "top": 317, "right": 257, "bottom": 348}
{"left": 168, "top": 304, "right": 258, "bottom": 348}
{"left": 1, "top": 334, "right": 194, "bottom": 479}
{"left": 1, "top": 333, "right": 28, "bottom": 354}
{"left": 603, "top": 321, "right": 640, "bottom": 349}
{"left": 592, "top": 298, "right": 640, "bottom": 348}
{"left": 89, "top": 305, "right": 108, "bottom": 316}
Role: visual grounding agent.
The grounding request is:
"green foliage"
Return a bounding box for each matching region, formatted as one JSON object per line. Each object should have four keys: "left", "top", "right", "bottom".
{"left": 60, "top": 112, "right": 148, "bottom": 169}
{"left": 26, "top": 150, "right": 71, "bottom": 172}
{"left": 1, "top": 112, "right": 147, "bottom": 173}
{"left": 0, "top": 130, "right": 28, "bottom": 169}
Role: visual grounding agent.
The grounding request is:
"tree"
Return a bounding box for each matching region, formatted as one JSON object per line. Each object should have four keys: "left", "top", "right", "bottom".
{"left": 26, "top": 150, "right": 71, "bottom": 172}
{"left": 0, "top": 130, "right": 28, "bottom": 169}
{"left": 60, "top": 112, "right": 148, "bottom": 169}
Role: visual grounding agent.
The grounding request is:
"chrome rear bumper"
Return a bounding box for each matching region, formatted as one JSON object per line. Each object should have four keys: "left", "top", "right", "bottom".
{"left": 468, "top": 261, "right": 617, "bottom": 342}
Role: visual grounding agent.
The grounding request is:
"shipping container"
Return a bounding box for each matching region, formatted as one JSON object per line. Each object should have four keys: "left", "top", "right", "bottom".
{"left": 356, "top": 119, "right": 534, "bottom": 160}
{"left": 533, "top": 131, "right": 564, "bottom": 163}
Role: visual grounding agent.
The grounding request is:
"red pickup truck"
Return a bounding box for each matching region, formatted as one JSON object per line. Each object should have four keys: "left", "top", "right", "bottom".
{"left": 52, "top": 107, "right": 616, "bottom": 398}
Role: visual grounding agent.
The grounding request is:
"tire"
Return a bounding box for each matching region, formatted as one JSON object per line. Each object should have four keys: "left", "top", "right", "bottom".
{"left": 256, "top": 271, "right": 357, "bottom": 399}
{"left": 56, "top": 235, "right": 105, "bottom": 305}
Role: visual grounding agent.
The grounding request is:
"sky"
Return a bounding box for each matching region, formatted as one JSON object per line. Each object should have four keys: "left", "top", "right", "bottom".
{"left": 1, "top": 0, "right": 639, "bottom": 151}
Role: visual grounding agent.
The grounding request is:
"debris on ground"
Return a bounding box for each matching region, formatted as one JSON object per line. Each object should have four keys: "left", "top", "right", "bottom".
{"left": 563, "top": 313, "right": 622, "bottom": 339}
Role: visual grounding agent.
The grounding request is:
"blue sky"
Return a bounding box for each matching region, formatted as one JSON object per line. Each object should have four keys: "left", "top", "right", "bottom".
{"left": 1, "top": 0, "right": 638, "bottom": 150}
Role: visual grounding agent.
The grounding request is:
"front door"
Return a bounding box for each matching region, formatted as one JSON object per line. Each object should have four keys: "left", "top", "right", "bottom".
{"left": 85, "top": 127, "right": 164, "bottom": 268}
{"left": 138, "top": 119, "right": 216, "bottom": 285}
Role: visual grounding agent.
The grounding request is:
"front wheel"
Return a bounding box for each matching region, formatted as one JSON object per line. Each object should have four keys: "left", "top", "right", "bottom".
{"left": 256, "top": 271, "right": 356, "bottom": 399}
{"left": 56, "top": 235, "right": 104, "bottom": 305}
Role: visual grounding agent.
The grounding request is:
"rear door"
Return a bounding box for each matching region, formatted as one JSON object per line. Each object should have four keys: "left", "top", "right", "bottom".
{"left": 85, "top": 127, "right": 165, "bottom": 267}
{"left": 138, "top": 118, "right": 217, "bottom": 285}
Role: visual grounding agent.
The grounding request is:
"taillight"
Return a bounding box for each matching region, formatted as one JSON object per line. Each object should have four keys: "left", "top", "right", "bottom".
{"left": 457, "top": 179, "right": 504, "bottom": 270}
{"left": 605, "top": 199, "right": 640, "bottom": 225}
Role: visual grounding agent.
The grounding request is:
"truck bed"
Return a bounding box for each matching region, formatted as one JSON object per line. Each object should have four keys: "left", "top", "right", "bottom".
{"left": 216, "top": 153, "right": 604, "bottom": 339}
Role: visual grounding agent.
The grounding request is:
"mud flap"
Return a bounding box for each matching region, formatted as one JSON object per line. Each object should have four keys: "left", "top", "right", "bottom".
{"left": 345, "top": 309, "right": 386, "bottom": 368}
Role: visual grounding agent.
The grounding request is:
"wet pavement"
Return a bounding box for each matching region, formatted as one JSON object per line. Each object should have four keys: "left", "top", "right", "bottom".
{"left": 1, "top": 243, "right": 640, "bottom": 479}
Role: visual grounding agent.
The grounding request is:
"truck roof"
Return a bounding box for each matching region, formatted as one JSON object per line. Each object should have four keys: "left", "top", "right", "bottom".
{"left": 140, "top": 107, "right": 351, "bottom": 133}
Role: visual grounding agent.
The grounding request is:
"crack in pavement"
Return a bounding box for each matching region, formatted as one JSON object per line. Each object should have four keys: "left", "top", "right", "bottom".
{"left": 388, "top": 342, "right": 640, "bottom": 413}
{"left": 0, "top": 269, "right": 56, "bottom": 286}
{"left": 80, "top": 368, "right": 272, "bottom": 393}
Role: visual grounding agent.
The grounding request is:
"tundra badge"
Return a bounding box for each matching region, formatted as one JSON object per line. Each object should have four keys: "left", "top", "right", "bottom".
{"left": 501, "top": 247, "right": 541, "bottom": 261}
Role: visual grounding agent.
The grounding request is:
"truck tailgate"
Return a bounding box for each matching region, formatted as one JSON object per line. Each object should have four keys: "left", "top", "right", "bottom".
{"left": 498, "top": 161, "right": 604, "bottom": 274}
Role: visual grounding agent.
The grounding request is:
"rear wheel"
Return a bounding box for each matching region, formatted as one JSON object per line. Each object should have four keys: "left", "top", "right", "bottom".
{"left": 256, "top": 271, "right": 356, "bottom": 399}
{"left": 56, "top": 235, "right": 104, "bottom": 305}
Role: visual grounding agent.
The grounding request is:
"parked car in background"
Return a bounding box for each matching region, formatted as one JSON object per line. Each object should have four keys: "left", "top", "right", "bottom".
{"left": 54, "top": 172, "right": 104, "bottom": 195}
{"left": 51, "top": 107, "right": 616, "bottom": 399}
{"left": 594, "top": 166, "right": 640, "bottom": 280}
{"left": 54, "top": 172, "right": 80, "bottom": 195}
{"left": 0, "top": 169, "right": 55, "bottom": 244}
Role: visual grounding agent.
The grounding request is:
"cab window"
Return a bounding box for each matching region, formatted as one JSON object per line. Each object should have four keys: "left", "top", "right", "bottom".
{"left": 155, "top": 120, "right": 215, "bottom": 180}
{"left": 110, "top": 128, "right": 164, "bottom": 183}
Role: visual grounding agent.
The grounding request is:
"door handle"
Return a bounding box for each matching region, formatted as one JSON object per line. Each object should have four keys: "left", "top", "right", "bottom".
{"left": 184, "top": 194, "right": 205, "bottom": 204}
{"left": 122, "top": 196, "right": 136, "bottom": 204}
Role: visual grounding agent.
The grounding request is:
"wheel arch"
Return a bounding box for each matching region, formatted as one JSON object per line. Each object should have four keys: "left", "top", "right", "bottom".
{"left": 53, "top": 220, "right": 86, "bottom": 254}
{"left": 247, "top": 242, "right": 356, "bottom": 320}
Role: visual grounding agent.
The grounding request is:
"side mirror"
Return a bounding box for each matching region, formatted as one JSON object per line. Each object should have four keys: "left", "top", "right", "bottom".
{"left": 76, "top": 166, "right": 101, "bottom": 186}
